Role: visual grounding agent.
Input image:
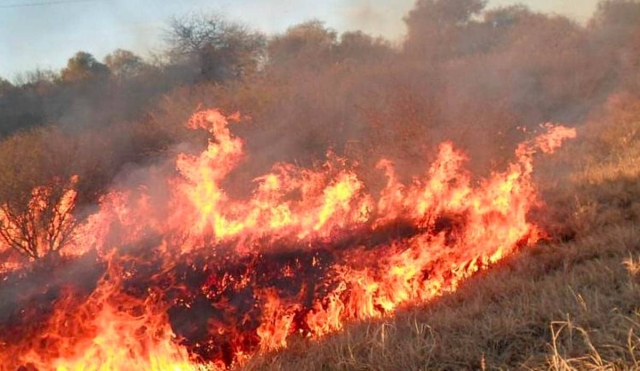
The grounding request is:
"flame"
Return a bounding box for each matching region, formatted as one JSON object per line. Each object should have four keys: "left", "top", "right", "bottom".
{"left": 0, "top": 177, "right": 79, "bottom": 264}
{"left": 10, "top": 262, "right": 209, "bottom": 371}
{"left": 0, "top": 110, "right": 576, "bottom": 370}
{"left": 168, "top": 110, "right": 374, "bottom": 248}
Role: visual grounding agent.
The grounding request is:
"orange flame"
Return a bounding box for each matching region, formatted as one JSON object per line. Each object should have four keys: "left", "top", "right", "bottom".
{"left": 0, "top": 110, "right": 576, "bottom": 370}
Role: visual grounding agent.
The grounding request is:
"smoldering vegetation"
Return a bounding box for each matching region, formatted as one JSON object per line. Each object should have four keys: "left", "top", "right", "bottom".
{"left": 0, "top": 0, "right": 640, "bottom": 278}
{"left": 0, "top": 0, "right": 639, "bottom": 368}
{"left": 0, "top": 0, "right": 638, "bottom": 286}
{"left": 0, "top": 0, "right": 636, "bottom": 282}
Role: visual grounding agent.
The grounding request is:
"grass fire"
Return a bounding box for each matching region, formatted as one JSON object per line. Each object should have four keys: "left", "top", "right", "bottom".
{"left": 0, "top": 109, "right": 575, "bottom": 369}
{"left": 1, "top": 0, "right": 640, "bottom": 370}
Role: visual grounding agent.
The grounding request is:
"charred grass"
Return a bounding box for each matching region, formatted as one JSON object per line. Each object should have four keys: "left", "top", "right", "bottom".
{"left": 240, "top": 97, "right": 640, "bottom": 370}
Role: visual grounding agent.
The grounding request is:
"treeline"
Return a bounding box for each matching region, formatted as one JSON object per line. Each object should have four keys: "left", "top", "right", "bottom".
{"left": 0, "top": 0, "right": 639, "bottom": 260}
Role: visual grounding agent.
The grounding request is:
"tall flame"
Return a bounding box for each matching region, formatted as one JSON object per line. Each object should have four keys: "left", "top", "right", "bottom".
{"left": 0, "top": 110, "right": 576, "bottom": 370}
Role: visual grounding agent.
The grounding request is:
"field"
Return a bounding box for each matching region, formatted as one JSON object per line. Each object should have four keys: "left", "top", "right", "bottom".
{"left": 1, "top": 1, "right": 640, "bottom": 369}
{"left": 243, "top": 96, "right": 640, "bottom": 370}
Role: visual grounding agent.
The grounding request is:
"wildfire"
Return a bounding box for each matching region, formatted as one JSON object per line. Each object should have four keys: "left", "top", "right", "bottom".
{"left": 0, "top": 110, "right": 576, "bottom": 370}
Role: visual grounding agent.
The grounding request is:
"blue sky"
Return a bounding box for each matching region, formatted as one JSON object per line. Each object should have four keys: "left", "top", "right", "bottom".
{"left": 0, "top": 0, "right": 600, "bottom": 80}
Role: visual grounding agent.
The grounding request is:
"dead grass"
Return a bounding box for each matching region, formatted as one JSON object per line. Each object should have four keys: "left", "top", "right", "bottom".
{"left": 240, "top": 225, "right": 640, "bottom": 371}
{"left": 237, "top": 95, "right": 640, "bottom": 370}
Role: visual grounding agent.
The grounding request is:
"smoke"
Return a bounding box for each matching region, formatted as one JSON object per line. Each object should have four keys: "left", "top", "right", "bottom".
{"left": 0, "top": 0, "right": 635, "bottom": 250}
{"left": 340, "top": 0, "right": 414, "bottom": 40}
{"left": 0, "top": 0, "right": 639, "bottom": 366}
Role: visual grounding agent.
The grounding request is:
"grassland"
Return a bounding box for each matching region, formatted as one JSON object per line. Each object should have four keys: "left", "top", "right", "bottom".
{"left": 239, "top": 95, "right": 640, "bottom": 371}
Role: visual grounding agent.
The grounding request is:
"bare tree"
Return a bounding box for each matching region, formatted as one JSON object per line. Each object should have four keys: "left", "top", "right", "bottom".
{"left": 0, "top": 177, "right": 78, "bottom": 260}
{"left": 167, "top": 12, "right": 266, "bottom": 82}
{"left": 0, "top": 129, "right": 87, "bottom": 261}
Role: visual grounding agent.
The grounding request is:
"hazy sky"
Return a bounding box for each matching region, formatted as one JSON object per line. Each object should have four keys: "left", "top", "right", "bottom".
{"left": 0, "top": 0, "right": 600, "bottom": 80}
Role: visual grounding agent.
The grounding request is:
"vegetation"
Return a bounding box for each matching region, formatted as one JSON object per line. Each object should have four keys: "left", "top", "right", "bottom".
{"left": 1, "top": 0, "right": 640, "bottom": 368}
{"left": 239, "top": 93, "right": 640, "bottom": 370}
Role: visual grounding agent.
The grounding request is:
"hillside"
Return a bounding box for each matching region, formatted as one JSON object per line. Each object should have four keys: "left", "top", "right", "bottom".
{"left": 242, "top": 95, "right": 640, "bottom": 370}
{"left": 1, "top": 1, "right": 640, "bottom": 370}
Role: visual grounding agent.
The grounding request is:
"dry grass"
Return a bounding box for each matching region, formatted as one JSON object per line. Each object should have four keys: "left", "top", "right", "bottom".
{"left": 240, "top": 226, "right": 640, "bottom": 371}
{"left": 237, "top": 95, "right": 640, "bottom": 370}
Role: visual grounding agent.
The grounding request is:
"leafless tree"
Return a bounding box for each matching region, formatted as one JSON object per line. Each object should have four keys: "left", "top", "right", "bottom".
{"left": 167, "top": 12, "right": 266, "bottom": 82}
{"left": 0, "top": 178, "right": 78, "bottom": 260}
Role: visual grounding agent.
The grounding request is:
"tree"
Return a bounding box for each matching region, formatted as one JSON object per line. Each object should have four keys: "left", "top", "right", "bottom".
{"left": 470, "top": 5, "right": 534, "bottom": 52}
{"left": 334, "top": 31, "right": 393, "bottom": 63}
{"left": 0, "top": 123, "right": 128, "bottom": 261}
{"left": 61, "top": 51, "right": 110, "bottom": 83}
{"left": 0, "top": 78, "right": 14, "bottom": 95}
{"left": 0, "top": 177, "right": 78, "bottom": 261}
{"left": 104, "top": 49, "right": 144, "bottom": 80}
{"left": 267, "top": 20, "right": 338, "bottom": 71}
{"left": 590, "top": 0, "right": 640, "bottom": 33}
{"left": 13, "top": 69, "right": 59, "bottom": 88}
{"left": 403, "top": 0, "right": 487, "bottom": 60}
{"left": 589, "top": 0, "right": 640, "bottom": 91}
{"left": 589, "top": 0, "right": 640, "bottom": 54}
{"left": 0, "top": 72, "right": 54, "bottom": 135}
{"left": 484, "top": 4, "right": 531, "bottom": 28}
{"left": 167, "top": 13, "right": 266, "bottom": 82}
{"left": 0, "top": 130, "right": 78, "bottom": 260}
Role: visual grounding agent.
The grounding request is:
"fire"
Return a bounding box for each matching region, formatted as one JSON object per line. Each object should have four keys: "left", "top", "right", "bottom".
{"left": 170, "top": 110, "right": 375, "bottom": 247}
{"left": 11, "top": 262, "right": 209, "bottom": 371}
{"left": 0, "top": 110, "right": 576, "bottom": 370}
{"left": 0, "top": 176, "right": 79, "bottom": 270}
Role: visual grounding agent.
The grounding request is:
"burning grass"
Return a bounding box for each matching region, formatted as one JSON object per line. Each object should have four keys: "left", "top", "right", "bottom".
{"left": 240, "top": 224, "right": 640, "bottom": 370}
{"left": 0, "top": 109, "right": 577, "bottom": 370}
{"left": 238, "top": 95, "right": 640, "bottom": 371}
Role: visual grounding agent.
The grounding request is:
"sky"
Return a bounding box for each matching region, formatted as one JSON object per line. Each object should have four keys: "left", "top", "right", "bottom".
{"left": 0, "top": 0, "right": 600, "bottom": 80}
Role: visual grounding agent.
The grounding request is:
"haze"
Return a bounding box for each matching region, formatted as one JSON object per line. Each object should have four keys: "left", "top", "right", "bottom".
{"left": 1, "top": 0, "right": 598, "bottom": 78}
